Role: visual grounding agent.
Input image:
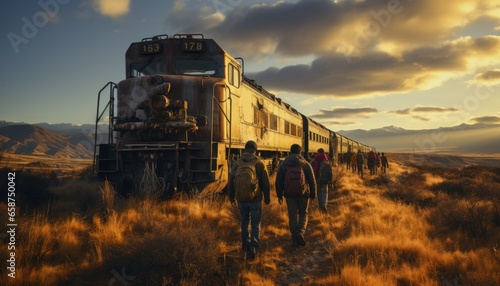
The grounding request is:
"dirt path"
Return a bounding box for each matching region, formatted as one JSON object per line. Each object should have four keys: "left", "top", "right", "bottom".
{"left": 275, "top": 223, "right": 336, "bottom": 285}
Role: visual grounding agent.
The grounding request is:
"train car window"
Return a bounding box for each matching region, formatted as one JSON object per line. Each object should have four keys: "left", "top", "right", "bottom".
{"left": 253, "top": 107, "right": 268, "bottom": 128}
{"left": 291, "top": 124, "right": 297, "bottom": 136}
{"left": 174, "top": 59, "right": 216, "bottom": 75}
{"left": 262, "top": 111, "right": 269, "bottom": 128}
{"left": 269, "top": 114, "right": 278, "bottom": 131}
{"left": 297, "top": 126, "right": 303, "bottom": 137}
{"left": 253, "top": 107, "right": 259, "bottom": 125}
{"left": 130, "top": 60, "right": 165, "bottom": 77}
{"left": 228, "top": 64, "right": 241, "bottom": 88}
{"left": 284, "top": 121, "right": 290, "bottom": 134}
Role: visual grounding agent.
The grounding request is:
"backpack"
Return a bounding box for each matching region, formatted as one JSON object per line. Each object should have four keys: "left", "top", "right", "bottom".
{"left": 284, "top": 163, "right": 307, "bottom": 196}
{"left": 234, "top": 159, "right": 260, "bottom": 201}
{"left": 319, "top": 161, "right": 333, "bottom": 184}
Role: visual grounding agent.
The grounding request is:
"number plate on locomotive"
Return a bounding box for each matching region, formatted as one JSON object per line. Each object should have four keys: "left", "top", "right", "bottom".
{"left": 141, "top": 43, "right": 162, "bottom": 54}
{"left": 181, "top": 40, "right": 205, "bottom": 52}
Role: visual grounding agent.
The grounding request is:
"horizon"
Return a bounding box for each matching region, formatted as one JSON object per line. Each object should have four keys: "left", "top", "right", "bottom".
{"left": 2, "top": 119, "right": 500, "bottom": 132}
{"left": 1, "top": 0, "right": 500, "bottom": 132}
{"left": 2, "top": 119, "right": 500, "bottom": 155}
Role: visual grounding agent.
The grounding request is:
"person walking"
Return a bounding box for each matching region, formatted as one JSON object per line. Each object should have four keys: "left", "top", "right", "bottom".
{"left": 356, "top": 150, "right": 365, "bottom": 178}
{"left": 228, "top": 141, "right": 271, "bottom": 260}
{"left": 350, "top": 152, "right": 357, "bottom": 173}
{"left": 367, "top": 150, "right": 376, "bottom": 175}
{"left": 381, "top": 152, "right": 389, "bottom": 174}
{"left": 276, "top": 144, "right": 317, "bottom": 247}
{"left": 312, "top": 148, "right": 331, "bottom": 213}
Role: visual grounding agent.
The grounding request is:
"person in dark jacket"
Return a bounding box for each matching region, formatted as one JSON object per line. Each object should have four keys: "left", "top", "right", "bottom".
{"left": 381, "top": 152, "right": 389, "bottom": 173}
{"left": 228, "top": 141, "right": 270, "bottom": 260}
{"left": 276, "top": 144, "right": 317, "bottom": 247}
{"left": 312, "top": 148, "right": 329, "bottom": 213}
{"left": 356, "top": 151, "right": 364, "bottom": 178}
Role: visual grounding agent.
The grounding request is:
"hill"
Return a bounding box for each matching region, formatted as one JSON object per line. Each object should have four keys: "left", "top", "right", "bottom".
{"left": 0, "top": 124, "right": 92, "bottom": 158}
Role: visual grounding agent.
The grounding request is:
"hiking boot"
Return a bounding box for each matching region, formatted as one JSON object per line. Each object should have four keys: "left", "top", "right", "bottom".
{"left": 296, "top": 233, "right": 306, "bottom": 247}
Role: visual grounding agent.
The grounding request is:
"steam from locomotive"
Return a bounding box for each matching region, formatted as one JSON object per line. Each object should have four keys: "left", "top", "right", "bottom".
{"left": 93, "top": 34, "right": 374, "bottom": 196}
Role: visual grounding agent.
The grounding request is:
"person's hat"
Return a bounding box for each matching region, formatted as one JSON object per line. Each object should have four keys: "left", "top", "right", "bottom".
{"left": 244, "top": 141, "right": 258, "bottom": 152}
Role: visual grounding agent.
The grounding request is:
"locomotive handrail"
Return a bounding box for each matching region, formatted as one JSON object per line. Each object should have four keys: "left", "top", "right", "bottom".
{"left": 141, "top": 34, "right": 168, "bottom": 41}
{"left": 212, "top": 82, "right": 232, "bottom": 173}
{"left": 173, "top": 34, "right": 204, "bottom": 39}
{"left": 93, "top": 81, "right": 117, "bottom": 174}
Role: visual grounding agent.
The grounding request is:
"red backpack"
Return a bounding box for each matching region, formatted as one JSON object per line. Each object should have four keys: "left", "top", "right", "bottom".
{"left": 284, "top": 163, "right": 307, "bottom": 195}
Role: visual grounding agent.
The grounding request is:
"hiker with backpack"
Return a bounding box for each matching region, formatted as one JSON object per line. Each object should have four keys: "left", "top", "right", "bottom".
{"left": 356, "top": 150, "right": 365, "bottom": 178}
{"left": 381, "top": 152, "right": 389, "bottom": 174}
{"left": 276, "top": 144, "right": 317, "bottom": 247}
{"left": 367, "top": 150, "right": 376, "bottom": 175}
{"left": 312, "top": 148, "right": 333, "bottom": 213}
{"left": 228, "top": 141, "right": 271, "bottom": 260}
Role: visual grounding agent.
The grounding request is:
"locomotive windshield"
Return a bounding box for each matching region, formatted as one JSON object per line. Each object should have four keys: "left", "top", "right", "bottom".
{"left": 130, "top": 60, "right": 166, "bottom": 77}
{"left": 174, "top": 59, "right": 216, "bottom": 76}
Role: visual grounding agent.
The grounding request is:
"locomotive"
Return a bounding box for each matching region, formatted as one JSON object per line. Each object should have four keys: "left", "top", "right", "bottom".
{"left": 93, "top": 34, "right": 374, "bottom": 195}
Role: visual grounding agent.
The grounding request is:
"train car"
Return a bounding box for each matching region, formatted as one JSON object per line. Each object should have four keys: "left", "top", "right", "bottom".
{"left": 302, "top": 116, "right": 330, "bottom": 160}
{"left": 93, "top": 33, "right": 375, "bottom": 195}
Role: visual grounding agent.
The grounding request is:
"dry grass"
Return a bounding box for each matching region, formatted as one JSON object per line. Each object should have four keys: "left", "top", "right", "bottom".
{"left": 1, "top": 156, "right": 499, "bottom": 285}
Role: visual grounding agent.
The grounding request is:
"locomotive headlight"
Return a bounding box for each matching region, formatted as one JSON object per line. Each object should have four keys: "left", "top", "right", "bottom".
{"left": 151, "top": 94, "right": 170, "bottom": 111}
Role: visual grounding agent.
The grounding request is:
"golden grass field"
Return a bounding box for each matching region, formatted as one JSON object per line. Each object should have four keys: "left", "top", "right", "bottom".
{"left": 0, "top": 153, "right": 499, "bottom": 285}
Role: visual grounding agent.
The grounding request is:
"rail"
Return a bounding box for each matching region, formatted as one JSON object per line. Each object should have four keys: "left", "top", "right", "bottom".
{"left": 212, "top": 82, "right": 232, "bottom": 172}
{"left": 93, "top": 82, "right": 117, "bottom": 173}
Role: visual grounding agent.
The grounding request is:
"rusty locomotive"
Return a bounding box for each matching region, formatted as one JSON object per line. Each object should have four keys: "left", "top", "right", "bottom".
{"left": 93, "top": 34, "right": 374, "bottom": 196}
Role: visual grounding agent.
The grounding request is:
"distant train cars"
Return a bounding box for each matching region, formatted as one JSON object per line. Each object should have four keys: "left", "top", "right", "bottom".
{"left": 93, "top": 34, "right": 375, "bottom": 195}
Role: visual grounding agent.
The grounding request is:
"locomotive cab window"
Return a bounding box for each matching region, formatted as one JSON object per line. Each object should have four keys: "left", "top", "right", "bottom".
{"left": 174, "top": 59, "right": 217, "bottom": 76}
{"left": 130, "top": 60, "right": 166, "bottom": 77}
{"left": 228, "top": 64, "right": 241, "bottom": 87}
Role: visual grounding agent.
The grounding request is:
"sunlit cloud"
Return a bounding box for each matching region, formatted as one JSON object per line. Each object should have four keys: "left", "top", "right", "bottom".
{"left": 93, "top": 0, "right": 130, "bottom": 19}
{"left": 174, "top": 0, "right": 500, "bottom": 59}
{"left": 471, "top": 69, "right": 500, "bottom": 85}
{"left": 164, "top": 0, "right": 500, "bottom": 99}
{"left": 391, "top": 106, "right": 459, "bottom": 116}
{"left": 470, "top": 115, "right": 500, "bottom": 124}
{"left": 412, "top": 115, "right": 431, "bottom": 122}
{"left": 311, "top": 107, "right": 378, "bottom": 119}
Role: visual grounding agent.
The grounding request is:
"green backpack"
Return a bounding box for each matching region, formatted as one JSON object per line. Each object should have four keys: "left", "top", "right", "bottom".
{"left": 234, "top": 159, "right": 260, "bottom": 201}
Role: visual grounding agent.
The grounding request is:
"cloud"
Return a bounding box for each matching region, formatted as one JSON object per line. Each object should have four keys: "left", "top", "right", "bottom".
{"left": 391, "top": 106, "right": 459, "bottom": 116}
{"left": 470, "top": 115, "right": 500, "bottom": 124}
{"left": 172, "top": 0, "right": 500, "bottom": 58}
{"left": 412, "top": 115, "right": 431, "bottom": 122}
{"left": 322, "top": 120, "right": 357, "bottom": 126}
{"left": 167, "top": 0, "right": 500, "bottom": 98}
{"left": 246, "top": 36, "right": 500, "bottom": 97}
{"left": 472, "top": 69, "right": 500, "bottom": 85}
{"left": 93, "top": 0, "right": 130, "bottom": 19}
{"left": 311, "top": 107, "right": 378, "bottom": 119}
{"left": 412, "top": 106, "right": 459, "bottom": 113}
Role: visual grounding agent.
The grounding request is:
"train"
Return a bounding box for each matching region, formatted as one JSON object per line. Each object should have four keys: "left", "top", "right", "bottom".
{"left": 93, "top": 34, "right": 374, "bottom": 196}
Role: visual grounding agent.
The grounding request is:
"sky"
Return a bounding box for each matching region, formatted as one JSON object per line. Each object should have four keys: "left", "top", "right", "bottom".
{"left": 1, "top": 0, "right": 500, "bottom": 132}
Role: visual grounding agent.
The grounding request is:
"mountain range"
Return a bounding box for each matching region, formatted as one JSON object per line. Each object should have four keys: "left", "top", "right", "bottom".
{"left": 1, "top": 120, "right": 499, "bottom": 157}
{"left": 0, "top": 121, "right": 97, "bottom": 158}
{"left": 338, "top": 123, "right": 500, "bottom": 154}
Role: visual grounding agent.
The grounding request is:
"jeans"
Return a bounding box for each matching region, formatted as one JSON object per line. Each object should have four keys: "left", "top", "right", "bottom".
{"left": 238, "top": 201, "right": 262, "bottom": 250}
{"left": 317, "top": 184, "right": 328, "bottom": 210}
{"left": 285, "top": 196, "right": 309, "bottom": 237}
